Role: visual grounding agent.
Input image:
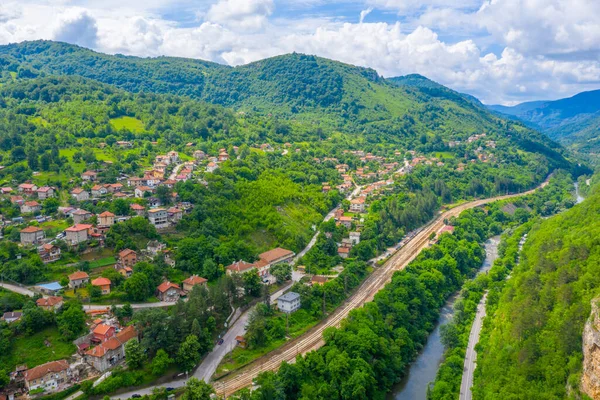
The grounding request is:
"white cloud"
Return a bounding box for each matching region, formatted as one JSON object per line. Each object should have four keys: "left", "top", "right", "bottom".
{"left": 53, "top": 9, "right": 98, "bottom": 48}
{"left": 206, "top": 0, "right": 274, "bottom": 31}
{"left": 359, "top": 7, "right": 373, "bottom": 23}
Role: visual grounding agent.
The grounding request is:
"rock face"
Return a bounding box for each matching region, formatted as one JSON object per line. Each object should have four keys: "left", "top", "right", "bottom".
{"left": 581, "top": 298, "right": 600, "bottom": 399}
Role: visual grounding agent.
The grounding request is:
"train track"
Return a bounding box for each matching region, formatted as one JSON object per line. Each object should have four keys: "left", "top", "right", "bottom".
{"left": 213, "top": 185, "right": 546, "bottom": 396}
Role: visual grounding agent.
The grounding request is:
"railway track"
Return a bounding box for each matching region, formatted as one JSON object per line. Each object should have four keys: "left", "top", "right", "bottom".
{"left": 213, "top": 185, "right": 545, "bottom": 396}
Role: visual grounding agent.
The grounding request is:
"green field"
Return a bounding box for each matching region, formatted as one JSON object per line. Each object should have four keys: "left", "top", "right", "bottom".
{"left": 1, "top": 327, "right": 76, "bottom": 371}
{"left": 433, "top": 151, "right": 456, "bottom": 159}
{"left": 88, "top": 256, "right": 116, "bottom": 269}
{"left": 110, "top": 116, "right": 145, "bottom": 133}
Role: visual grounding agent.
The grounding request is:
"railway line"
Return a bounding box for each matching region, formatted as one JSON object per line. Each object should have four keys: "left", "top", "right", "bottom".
{"left": 212, "top": 184, "right": 546, "bottom": 396}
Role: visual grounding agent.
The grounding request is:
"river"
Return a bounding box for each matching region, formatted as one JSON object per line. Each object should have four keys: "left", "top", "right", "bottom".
{"left": 388, "top": 235, "right": 501, "bottom": 400}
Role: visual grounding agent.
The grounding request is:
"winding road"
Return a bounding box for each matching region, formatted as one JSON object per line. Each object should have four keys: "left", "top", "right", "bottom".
{"left": 212, "top": 182, "right": 548, "bottom": 396}
{"left": 459, "top": 292, "right": 487, "bottom": 400}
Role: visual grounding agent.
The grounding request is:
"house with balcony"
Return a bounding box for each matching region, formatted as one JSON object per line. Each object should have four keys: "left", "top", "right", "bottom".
{"left": 148, "top": 208, "right": 168, "bottom": 229}
{"left": 20, "top": 226, "right": 45, "bottom": 245}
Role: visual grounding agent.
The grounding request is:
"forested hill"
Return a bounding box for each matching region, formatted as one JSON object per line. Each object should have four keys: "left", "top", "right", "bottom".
{"left": 0, "top": 40, "right": 576, "bottom": 171}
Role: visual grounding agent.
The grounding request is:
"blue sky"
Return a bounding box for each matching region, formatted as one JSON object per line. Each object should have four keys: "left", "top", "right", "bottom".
{"left": 1, "top": 0, "right": 600, "bottom": 104}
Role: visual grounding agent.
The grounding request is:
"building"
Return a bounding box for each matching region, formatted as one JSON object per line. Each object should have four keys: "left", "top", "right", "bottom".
{"left": 71, "top": 188, "right": 89, "bottom": 202}
{"left": 193, "top": 150, "right": 206, "bottom": 160}
{"left": 146, "top": 240, "right": 166, "bottom": 256}
{"left": 24, "top": 360, "right": 71, "bottom": 392}
{"left": 167, "top": 151, "right": 179, "bottom": 164}
{"left": 93, "top": 324, "right": 116, "bottom": 343}
{"left": 310, "top": 275, "right": 329, "bottom": 286}
{"left": 72, "top": 209, "right": 93, "bottom": 224}
{"left": 65, "top": 224, "right": 92, "bottom": 245}
{"left": 257, "top": 247, "right": 295, "bottom": 276}
{"left": 156, "top": 281, "right": 182, "bottom": 302}
{"left": 81, "top": 171, "right": 98, "bottom": 181}
{"left": 338, "top": 216, "right": 353, "bottom": 229}
{"left": 39, "top": 243, "right": 61, "bottom": 263}
{"left": 20, "top": 226, "right": 45, "bottom": 245}
{"left": 225, "top": 260, "right": 256, "bottom": 276}
{"left": 68, "top": 271, "right": 89, "bottom": 288}
{"left": 118, "top": 249, "right": 137, "bottom": 268}
{"left": 182, "top": 275, "right": 207, "bottom": 292}
{"left": 148, "top": 208, "right": 168, "bottom": 229}
{"left": 167, "top": 207, "right": 183, "bottom": 223}
{"left": 337, "top": 246, "right": 350, "bottom": 259}
{"left": 127, "top": 177, "right": 145, "bottom": 187}
{"left": 18, "top": 183, "right": 38, "bottom": 195}
{"left": 36, "top": 296, "right": 63, "bottom": 312}
{"left": 91, "top": 185, "right": 108, "bottom": 197}
{"left": 218, "top": 150, "right": 229, "bottom": 162}
{"left": 277, "top": 292, "right": 301, "bottom": 314}
{"left": 349, "top": 198, "right": 366, "bottom": 213}
{"left": 116, "top": 141, "right": 133, "bottom": 148}
{"left": 36, "top": 282, "right": 63, "bottom": 296}
{"left": 349, "top": 231, "right": 361, "bottom": 245}
{"left": 206, "top": 162, "right": 218, "bottom": 173}
{"left": 85, "top": 326, "right": 138, "bottom": 372}
{"left": 130, "top": 203, "right": 145, "bottom": 216}
{"left": 2, "top": 311, "right": 22, "bottom": 323}
{"left": 135, "top": 186, "right": 153, "bottom": 198}
{"left": 20, "top": 201, "right": 41, "bottom": 214}
{"left": 91, "top": 277, "right": 111, "bottom": 295}
{"left": 37, "top": 186, "right": 55, "bottom": 200}
{"left": 98, "top": 211, "right": 115, "bottom": 227}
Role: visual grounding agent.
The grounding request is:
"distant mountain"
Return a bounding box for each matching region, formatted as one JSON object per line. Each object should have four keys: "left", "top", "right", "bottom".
{"left": 488, "top": 90, "right": 600, "bottom": 154}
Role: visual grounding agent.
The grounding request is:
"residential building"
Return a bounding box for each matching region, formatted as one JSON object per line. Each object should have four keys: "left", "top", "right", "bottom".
{"left": 338, "top": 216, "right": 353, "bottom": 229}
{"left": 20, "top": 226, "right": 45, "bottom": 245}
{"left": 277, "top": 292, "right": 301, "bottom": 314}
{"left": 65, "top": 224, "right": 92, "bottom": 245}
{"left": 167, "top": 151, "right": 179, "bottom": 164}
{"left": 98, "top": 211, "right": 115, "bottom": 227}
{"left": 135, "top": 186, "right": 153, "bottom": 198}
{"left": 127, "top": 177, "right": 145, "bottom": 187}
{"left": 146, "top": 240, "right": 166, "bottom": 256}
{"left": 10, "top": 195, "right": 24, "bottom": 205}
{"left": 116, "top": 141, "right": 132, "bottom": 148}
{"left": 349, "top": 198, "right": 366, "bottom": 213}
{"left": 218, "top": 151, "right": 229, "bottom": 162}
{"left": 68, "top": 271, "right": 89, "bottom": 288}
{"left": 36, "top": 282, "right": 63, "bottom": 296}
{"left": 156, "top": 281, "right": 182, "bottom": 302}
{"left": 72, "top": 209, "right": 92, "bottom": 224}
{"left": 118, "top": 249, "right": 137, "bottom": 268}
{"left": 18, "top": 183, "right": 37, "bottom": 195}
{"left": 24, "top": 360, "right": 71, "bottom": 392}
{"left": 37, "top": 186, "right": 55, "bottom": 199}
{"left": 182, "top": 275, "right": 207, "bottom": 292}
{"left": 20, "top": 201, "right": 41, "bottom": 214}
{"left": 92, "top": 278, "right": 111, "bottom": 295}
{"left": 167, "top": 207, "right": 183, "bottom": 223}
{"left": 92, "top": 324, "right": 116, "bottom": 343}
{"left": 36, "top": 296, "right": 63, "bottom": 312}
{"left": 338, "top": 246, "right": 350, "bottom": 259}
{"left": 257, "top": 247, "right": 295, "bottom": 276}
{"left": 2, "top": 311, "right": 22, "bottom": 323}
{"left": 148, "top": 208, "right": 168, "bottom": 229}
{"left": 85, "top": 326, "right": 138, "bottom": 372}
{"left": 105, "top": 183, "right": 123, "bottom": 193}
{"left": 39, "top": 243, "right": 61, "bottom": 263}
{"left": 193, "top": 150, "right": 206, "bottom": 160}
{"left": 91, "top": 185, "right": 108, "bottom": 197}
{"left": 206, "top": 162, "right": 218, "bottom": 173}
{"left": 81, "top": 171, "right": 98, "bottom": 181}
{"left": 349, "top": 231, "right": 361, "bottom": 245}
{"left": 310, "top": 275, "right": 328, "bottom": 286}
{"left": 225, "top": 260, "right": 256, "bottom": 276}
{"left": 130, "top": 203, "right": 145, "bottom": 216}
{"left": 71, "top": 188, "right": 89, "bottom": 202}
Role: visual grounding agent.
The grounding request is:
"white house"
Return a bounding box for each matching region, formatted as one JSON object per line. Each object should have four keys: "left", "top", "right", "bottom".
{"left": 277, "top": 292, "right": 301, "bottom": 314}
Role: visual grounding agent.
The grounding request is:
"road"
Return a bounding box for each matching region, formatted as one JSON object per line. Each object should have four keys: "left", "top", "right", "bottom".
{"left": 459, "top": 292, "right": 487, "bottom": 400}
{"left": 168, "top": 162, "right": 184, "bottom": 181}
{"left": 0, "top": 282, "right": 36, "bottom": 297}
{"left": 211, "top": 183, "right": 547, "bottom": 396}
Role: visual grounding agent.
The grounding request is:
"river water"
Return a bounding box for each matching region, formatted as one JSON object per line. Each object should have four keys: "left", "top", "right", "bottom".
{"left": 388, "top": 236, "right": 501, "bottom": 400}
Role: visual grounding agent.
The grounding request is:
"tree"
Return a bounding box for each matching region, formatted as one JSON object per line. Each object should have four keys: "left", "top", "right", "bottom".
{"left": 125, "top": 339, "right": 146, "bottom": 369}
{"left": 124, "top": 272, "right": 152, "bottom": 301}
{"left": 180, "top": 378, "right": 214, "bottom": 400}
{"left": 56, "top": 301, "right": 86, "bottom": 340}
{"left": 0, "top": 369, "right": 8, "bottom": 389}
{"left": 177, "top": 334, "right": 202, "bottom": 372}
{"left": 43, "top": 198, "right": 59, "bottom": 214}
{"left": 155, "top": 186, "right": 172, "bottom": 206}
{"left": 242, "top": 270, "right": 262, "bottom": 297}
{"left": 270, "top": 264, "right": 291, "bottom": 284}
{"left": 151, "top": 349, "right": 173, "bottom": 376}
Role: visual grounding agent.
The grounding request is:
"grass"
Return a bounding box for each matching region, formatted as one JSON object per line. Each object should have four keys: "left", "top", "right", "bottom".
{"left": 110, "top": 116, "right": 145, "bottom": 133}
{"left": 0, "top": 327, "right": 76, "bottom": 371}
{"left": 433, "top": 151, "right": 455, "bottom": 159}
{"left": 88, "top": 256, "right": 116, "bottom": 269}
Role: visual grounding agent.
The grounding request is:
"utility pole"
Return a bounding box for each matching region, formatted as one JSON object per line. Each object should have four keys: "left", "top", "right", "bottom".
{"left": 322, "top": 288, "right": 326, "bottom": 316}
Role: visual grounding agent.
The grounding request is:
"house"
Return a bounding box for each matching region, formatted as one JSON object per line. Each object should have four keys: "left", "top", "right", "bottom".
{"left": 167, "top": 151, "right": 180, "bottom": 164}
{"left": 10, "top": 195, "right": 24, "bottom": 205}
{"left": 162, "top": 179, "right": 177, "bottom": 188}
{"left": 20, "top": 201, "right": 41, "bottom": 214}
{"left": 225, "top": 260, "right": 256, "bottom": 276}
{"left": 127, "top": 177, "right": 145, "bottom": 187}
{"left": 148, "top": 208, "right": 168, "bottom": 229}
{"left": 337, "top": 246, "right": 350, "bottom": 259}
{"left": 439, "top": 225, "right": 455, "bottom": 235}
{"left": 277, "top": 292, "right": 301, "bottom": 314}
{"left": 193, "top": 150, "right": 206, "bottom": 160}
{"left": 36, "top": 282, "right": 63, "bottom": 296}
{"left": 258, "top": 247, "right": 295, "bottom": 270}
{"left": 92, "top": 324, "right": 116, "bottom": 343}
{"left": 146, "top": 240, "right": 166, "bottom": 256}
{"left": 0, "top": 186, "right": 12, "bottom": 195}
{"left": 91, "top": 185, "right": 108, "bottom": 197}
{"left": 92, "top": 278, "right": 111, "bottom": 295}
{"left": 72, "top": 209, "right": 93, "bottom": 224}
{"left": 218, "top": 151, "right": 229, "bottom": 162}
{"left": 85, "top": 326, "right": 138, "bottom": 372}
{"left": 135, "top": 186, "right": 153, "bottom": 198}
{"left": 24, "top": 360, "right": 71, "bottom": 392}
{"left": 68, "top": 271, "right": 89, "bottom": 288}
{"left": 349, "top": 231, "right": 361, "bottom": 245}
{"left": 118, "top": 249, "right": 137, "bottom": 268}
{"left": 98, "top": 211, "right": 115, "bottom": 227}
{"left": 147, "top": 197, "right": 162, "bottom": 208}
{"left": 20, "top": 226, "right": 45, "bottom": 245}
{"left": 105, "top": 183, "right": 123, "bottom": 193}
{"left": 349, "top": 198, "right": 366, "bottom": 213}
{"left": 130, "top": 203, "right": 145, "bottom": 216}
{"left": 235, "top": 336, "right": 247, "bottom": 349}
{"left": 310, "top": 276, "right": 329, "bottom": 286}
{"left": 18, "top": 183, "right": 38, "bottom": 195}
{"left": 338, "top": 216, "right": 353, "bottom": 229}
{"left": 182, "top": 275, "right": 207, "bottom": 292}
{"left": 81, "top": 171, "right": 98, "bottom": 182}
{"left": 39, "top": 243, "right": 61, "bottom": 263}
{"left": 116, "top": 141, "right": 133, "bottom": 148}
{"left": 2, "top": 311, "right": 22, "bottom": 323}
{"left": 167, "top": 207, "right": 183, "bottom": 223}
{"left": 71, "top": 188, "right": 90, "bottom": 202}
{"left": 37, "top": 186, "right": 55, "bottom": 199}
{"left": 36, "top": 296, "right": 63, "bottom": 312}
{"left": 65, "top": 224, "right": 93, "bottom": 245}
{"left": 206, "top": 162, "right": 218, "bottom": 173}
{"left": 260, "top": 143, "right": 273, "bottom": 152}
{"left": 156, "top": 281, "right": 182, "bottom": 302}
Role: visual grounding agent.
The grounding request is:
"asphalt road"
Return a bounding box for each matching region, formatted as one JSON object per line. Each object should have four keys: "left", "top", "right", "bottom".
{"left": 0, "top": 282, "right": 36, "bottom": 297}
{"left": 459, "top": 292, "right": 487, "bottom": 400}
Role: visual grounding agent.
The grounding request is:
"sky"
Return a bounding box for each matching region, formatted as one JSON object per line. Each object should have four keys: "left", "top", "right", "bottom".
{"left": 1, "top": 0, "right": 600, "bottom": 105}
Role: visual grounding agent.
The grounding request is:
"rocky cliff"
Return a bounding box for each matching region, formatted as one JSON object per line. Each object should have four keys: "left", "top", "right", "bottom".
{"left": 581, "top": 298, "right": 600, "bottom": 399}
